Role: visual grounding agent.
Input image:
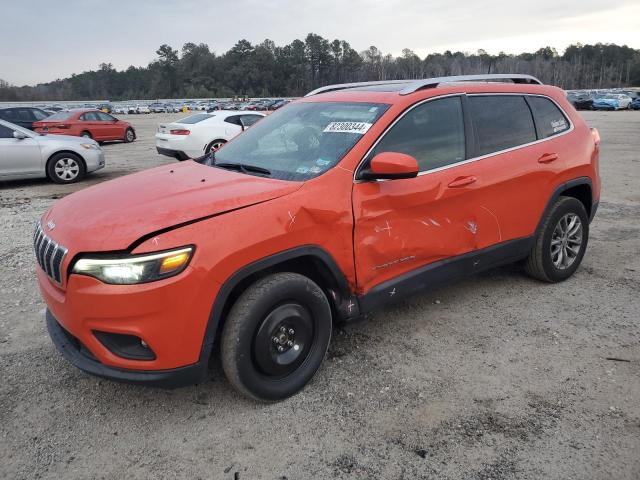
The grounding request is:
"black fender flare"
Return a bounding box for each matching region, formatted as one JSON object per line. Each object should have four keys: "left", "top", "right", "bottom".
{"left": 535, "top": 177, "right": 595, "bottom": 236}
{"left": 197, "top": 245, "right": 356, "bottom": 363}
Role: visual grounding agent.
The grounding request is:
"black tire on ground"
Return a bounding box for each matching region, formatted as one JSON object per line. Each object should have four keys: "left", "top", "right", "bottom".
{"left": 124, "top": 128, "right": 135, "bottom": 143}
{"left": 47, "top": 152, "right": 86, "bottom": 184}
{"left": 220, "top": 272, "right": 332, "bottom": 402}
{"left": 205, "top": 139, "right": 226, "bottom": 154}
{"left": 524, "top": 196, "right": 589, "bottom": 282}
{"left": 80, "top": 131, "right": 92, "bottom": 139}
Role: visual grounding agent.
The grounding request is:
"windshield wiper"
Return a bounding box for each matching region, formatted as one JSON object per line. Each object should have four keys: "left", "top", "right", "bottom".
{"left": 215, "top": 162, "right": 272, "bottom": 176}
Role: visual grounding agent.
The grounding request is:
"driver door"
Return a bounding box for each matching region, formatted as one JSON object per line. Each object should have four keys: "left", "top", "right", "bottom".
{"left": 352, "top": 95, "right": 501, "bottom": 293}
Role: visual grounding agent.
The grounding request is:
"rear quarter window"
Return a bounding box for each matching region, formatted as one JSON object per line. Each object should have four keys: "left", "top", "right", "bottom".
{"left": 468, "top": 95, "right": 536, "bottom": 156}
{"left": 527, "top": 96, "right": 570, "bottom": 139}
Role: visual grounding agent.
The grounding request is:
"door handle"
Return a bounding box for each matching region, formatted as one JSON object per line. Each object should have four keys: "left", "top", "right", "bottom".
{"left": 447, "top": 175, "right": 477, "bottom": 188}
{"left": 538, "top": 153, "right": 558, "bottom": 164}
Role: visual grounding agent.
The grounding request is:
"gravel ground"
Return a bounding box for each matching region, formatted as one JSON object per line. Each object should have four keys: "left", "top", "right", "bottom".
{"left": 1, "top": 111, "right": 639, "bottom": 480}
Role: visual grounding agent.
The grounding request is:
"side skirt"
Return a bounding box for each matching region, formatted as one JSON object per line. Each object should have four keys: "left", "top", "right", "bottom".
{"left": 357, "top": 236, "right": 534, "bottom": 315}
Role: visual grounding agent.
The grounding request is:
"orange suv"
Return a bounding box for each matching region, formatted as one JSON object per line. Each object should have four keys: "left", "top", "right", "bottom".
{"left": 35, "top": 75, "right": 600, "bottom": 401}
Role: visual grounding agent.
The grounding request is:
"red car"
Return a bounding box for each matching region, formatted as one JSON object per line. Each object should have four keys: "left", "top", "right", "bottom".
{"left": 33, "top": 109, "right": 136, "bottom": 143}
{"left": 36, "top": 74, "right": 600, "bottom": 401}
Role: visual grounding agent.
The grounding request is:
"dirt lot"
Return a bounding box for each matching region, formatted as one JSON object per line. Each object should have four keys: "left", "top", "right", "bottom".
{"left": 1, "top": 111, "right": 639, "bottom": 480}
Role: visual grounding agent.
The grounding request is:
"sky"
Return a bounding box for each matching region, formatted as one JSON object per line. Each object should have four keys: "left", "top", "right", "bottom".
{"left": 2, "top": 0, "right": 639, "bottom": 86}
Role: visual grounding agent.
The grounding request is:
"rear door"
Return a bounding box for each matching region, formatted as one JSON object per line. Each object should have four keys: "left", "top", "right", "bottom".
{"left": 79, "top": 112, "right": 104, "bottom": 139}
{"left": 352, "top": 95, "right": 501, "bottom": 293}
{"left": 0, "top": 124, "right": 43, "bottom": 176}
{"left": 466, "top": 94, "right": 569, "bottom": 241}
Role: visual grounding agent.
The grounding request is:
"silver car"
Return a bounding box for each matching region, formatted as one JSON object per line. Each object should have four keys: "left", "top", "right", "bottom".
{"left": 0, "top": 119, "right": 105, "bottom": 184}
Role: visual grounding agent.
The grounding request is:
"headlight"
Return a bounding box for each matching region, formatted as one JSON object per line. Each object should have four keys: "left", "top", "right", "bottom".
{"left": 72, "top": 246, "right": 193, "bottom": 285}
{"left": 80, "top": 143, "right": 99, "bottom": 150}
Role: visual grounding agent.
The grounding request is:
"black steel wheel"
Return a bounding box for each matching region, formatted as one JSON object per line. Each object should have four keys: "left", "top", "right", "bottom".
{"left": 221, "top": 272, "right": 332, "bottom": 401}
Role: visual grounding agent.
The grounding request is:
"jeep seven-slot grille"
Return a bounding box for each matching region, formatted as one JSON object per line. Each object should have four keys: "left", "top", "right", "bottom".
{"left": 34, "top": 223, "right": 68, "bottom": 284}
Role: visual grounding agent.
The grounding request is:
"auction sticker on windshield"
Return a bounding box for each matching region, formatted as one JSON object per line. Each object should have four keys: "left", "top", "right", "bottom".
{"left": 323, "top": 122, "right": 373, "bottom": 134}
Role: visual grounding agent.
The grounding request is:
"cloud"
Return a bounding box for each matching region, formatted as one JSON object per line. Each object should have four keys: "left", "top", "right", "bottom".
{"left": 2, "top": 0, "right": 639, "bottom": 85}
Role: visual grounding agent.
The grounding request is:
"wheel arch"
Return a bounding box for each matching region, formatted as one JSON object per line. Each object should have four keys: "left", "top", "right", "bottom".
{"left": 198, "top": 246, "right": 356, "bottom": 364}
{"left": 536, "top": 177, "right": 594, "bottom": 236}
{"left": 46, "top": 150, "right": 87, "bottom": 174}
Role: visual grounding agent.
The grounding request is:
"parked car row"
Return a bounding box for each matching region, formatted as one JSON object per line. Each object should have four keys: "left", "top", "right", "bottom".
{"left": 567, "top": 90, "right": 640, "bottom": 110}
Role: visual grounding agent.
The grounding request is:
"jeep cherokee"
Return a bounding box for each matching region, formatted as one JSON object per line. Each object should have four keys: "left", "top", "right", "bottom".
{"left": 35, "top": 74, "right": 600, "bottom": 401}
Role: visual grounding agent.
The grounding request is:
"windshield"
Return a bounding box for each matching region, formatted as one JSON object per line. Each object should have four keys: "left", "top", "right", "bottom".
{"left": 211, "top": 102, "right": 389, "bottom": 181}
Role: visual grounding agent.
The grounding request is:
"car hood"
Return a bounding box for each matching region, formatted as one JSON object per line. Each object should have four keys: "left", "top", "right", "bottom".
{"left": 42, "top": 161, "right": 301, "bottom": 252}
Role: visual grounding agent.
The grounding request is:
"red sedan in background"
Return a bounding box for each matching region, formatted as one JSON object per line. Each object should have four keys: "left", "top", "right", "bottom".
{"left": 33, "top": 109, "right": 136, "bottom": 143}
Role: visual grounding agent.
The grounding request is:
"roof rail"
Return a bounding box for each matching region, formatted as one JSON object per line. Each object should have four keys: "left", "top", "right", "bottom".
{"left": 304, "top": 74, "right": 543, "bottom": 97}
{"left": 304, "top": 80, "right": 414, "bottom": 97}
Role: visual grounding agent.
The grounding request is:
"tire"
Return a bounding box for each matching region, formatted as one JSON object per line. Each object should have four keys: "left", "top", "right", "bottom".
{"left": 80, "top": 131, "right": 92, "bottom": 139}
{"left": 221, "top": 272, "right": 332, "bottom": 402}
{"left": 47, "top": 152, "right": 86, "bottom": 184}
{"left": 205, "top": 139, "right": 226, "bottom": 154}
{"left": 524, "top": 196, "right": 589, "bottom": 282}
{"left": 124, "top": 128, "right": 135, "bottom": 143}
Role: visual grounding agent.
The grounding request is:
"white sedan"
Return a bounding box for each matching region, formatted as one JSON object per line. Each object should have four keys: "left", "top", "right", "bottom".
{"left": 155, "top": 111, "right": 265, "bottom": 160}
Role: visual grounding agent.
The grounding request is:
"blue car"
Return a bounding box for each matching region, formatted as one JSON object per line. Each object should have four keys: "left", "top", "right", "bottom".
{"left": 630, "top": 98, "right": 640, "bottom": 110}
{"left": 592, "top": 94, "right": 632, "bottom": 110}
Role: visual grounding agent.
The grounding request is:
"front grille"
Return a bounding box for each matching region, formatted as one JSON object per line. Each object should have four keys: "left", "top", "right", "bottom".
{"left": 34, "top": 222, "right": 68, "bottom": 284}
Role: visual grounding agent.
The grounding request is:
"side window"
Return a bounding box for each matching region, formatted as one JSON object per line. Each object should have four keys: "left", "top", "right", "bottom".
{"left": 240, "top": 115, "right": 262, "bottom": 127}
{"left": 80, "top": 112, "right": 99, "bottom": 121}
{"left": 97, "top": 112, "right": 115, "bottom": 121}
{"left": 527, "top": 96, "right": 570, "bottom": 139}
{"left": 224, "top": 115, "right": 241, "bottom": 126}
{"left": 468, "top": 95, "right": 536, "bottom": 156}
{"left": 0, "top": 124, "right": 14, "bottom": 138}
{"left": 16, "top": 109, "right": 33, "bottom": 122}
{"left": 0, "top": 109, "right": 16, "bottom": 121}
{"left": 370, "top": 96, "right": 465, "bottom": 172}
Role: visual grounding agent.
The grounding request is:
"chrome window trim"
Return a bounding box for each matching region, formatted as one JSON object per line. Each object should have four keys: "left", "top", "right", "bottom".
{"left": 353, "top": 92, "right": 574, "bottom": 183}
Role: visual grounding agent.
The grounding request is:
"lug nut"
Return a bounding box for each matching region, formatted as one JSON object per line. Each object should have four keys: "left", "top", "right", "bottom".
{"left": 272, "top": 336, "right": 279, "bottom": 344}
{"left": 277, "top": 346, "right": 285, "bottom": 352}
{"left": 288, "top": 328, "right": 295, "bottom": 335}
{"left": 287, "top": 340, "right": 294, "bottom": 347}
{"left": 280, "top": 326, "right": 287, "bottom": 333}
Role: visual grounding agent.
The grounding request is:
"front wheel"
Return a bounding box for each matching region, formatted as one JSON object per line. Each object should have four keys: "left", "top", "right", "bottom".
{"left": 220, "top": 273, "right": 332, "bottom": 402}
{"left": 524, "top": 196, "right": 589, "bottom": 282}
{"left": 47, "top": 152, "right": 86, "bottom": 184}
{"left": 124, "top": 128, "right": 135, "bottom": 143}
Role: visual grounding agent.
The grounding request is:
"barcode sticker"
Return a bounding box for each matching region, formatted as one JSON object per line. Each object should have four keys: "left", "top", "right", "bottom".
{"left": 323, "top": 122, "right": 373, "bottom": 134}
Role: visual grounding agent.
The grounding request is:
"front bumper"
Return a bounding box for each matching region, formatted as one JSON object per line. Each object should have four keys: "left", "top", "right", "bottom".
{"left": 47, "top": 310, "right": 208, "bottom": 388}
{"left": 84, "top": 148, "right": 106, "bottom": 173}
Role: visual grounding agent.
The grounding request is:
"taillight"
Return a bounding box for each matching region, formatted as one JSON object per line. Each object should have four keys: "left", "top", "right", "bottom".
{"left": 591, "top": 128, "right": 600, "bottom": 146}
{"left": 170, "top": 129, "right": 190, "bottom": 135}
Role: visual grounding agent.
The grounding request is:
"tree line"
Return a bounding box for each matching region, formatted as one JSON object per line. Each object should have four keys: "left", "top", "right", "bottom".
{"left": 1, "top": 34, "right": 639, "bottom": 102}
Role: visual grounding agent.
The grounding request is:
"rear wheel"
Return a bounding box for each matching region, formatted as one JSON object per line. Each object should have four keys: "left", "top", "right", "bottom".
{"left": 47, "top": 152, "right": 86, "bottom": 184}
{"left": 524, "top": 196, "right": 589, "bottom": 282}
{"left": 221, "top": 273, "right": 332, "bottom": 402}
{"left": 206, "top": 139, "right": 226, "bottom": 154}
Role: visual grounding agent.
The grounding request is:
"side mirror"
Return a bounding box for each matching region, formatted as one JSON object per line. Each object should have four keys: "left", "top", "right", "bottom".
{"left": 361, "top": 152, "right": 419, "bottom": 180}
{"left": 13, "top": 131, "right": 28, "bottom": 140}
